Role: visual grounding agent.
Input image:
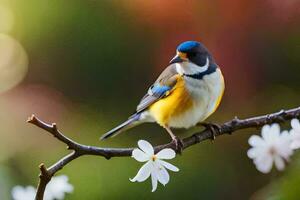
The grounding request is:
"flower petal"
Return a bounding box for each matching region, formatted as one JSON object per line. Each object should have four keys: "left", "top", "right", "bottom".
{"left": 290, "top": 129, "right": 297, "bottom": 137}
{"left": 289, "top": 129, "right": 300, "bottom": 150}
{"left": 274, "top": 155, "right": 285, "bottom": 171}
{"left": 11, "top": 186, "right": 36, "bottom": 200}
{"left": 291, "top": 119, "right": 300, "bottom": 131}
{"left": 262, "top": 124, "right": 280, "bottom": 142}
{"left": 151, "top": 171, "right": 158, "bottom": 192}
{"left": 254, "top": 155, "right": 273, "bottom": 174}
{"left": 261, "top": 125, "right": 271, "bottom": 140}
{"left": 44, "top": 175, "right": 73, "bottom": 200}
{"left": 156, "top": 148, "right": 176, "bottom": 160}
{"left": 270, "top": 124, "right": 280, "bottom": 138}
{"left": 132, "top": 148, "right": 149, "bottom": 162}
{"left": 248, "top": 135, "right": 265, "bottom": 147}
{"left": 158, "top": 160, "right": 179, "bottom": 172}
{"left": 130, "top": 161, "right": 152, "bottom": 182}
{"left": 291, "top": 140, "right": 300, "bottom": 150}
{"left": 156, "top": 165, "right": 170, "bottom": 186}
{"left": 138, "top": 140, "right": 154, "bottom": 155}
{"left": 277, "top": 131, "right": 293, "bottom": 159}
{"left": 281, "top": 130, "right": 291, "bottom": 139}
{"left": 247, "top": 147, "right": 263, "bottom": 159}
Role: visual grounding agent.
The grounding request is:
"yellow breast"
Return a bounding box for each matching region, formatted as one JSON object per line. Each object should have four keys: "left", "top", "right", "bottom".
{"left": 149, "top": 75, "right": 193, "bottom": 127}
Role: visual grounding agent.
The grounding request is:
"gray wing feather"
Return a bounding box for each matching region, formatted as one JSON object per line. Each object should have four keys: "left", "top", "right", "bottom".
{"left": 136, "top": 64, "right": 178, "bottom": 112}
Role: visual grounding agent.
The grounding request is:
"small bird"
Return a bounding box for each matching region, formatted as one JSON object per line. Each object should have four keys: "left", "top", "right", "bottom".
{"left": 100, "top": 41, "right": 225, "bottom": 150}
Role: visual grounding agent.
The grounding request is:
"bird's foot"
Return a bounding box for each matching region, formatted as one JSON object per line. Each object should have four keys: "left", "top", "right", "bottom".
{"left": 171, "top": 136, "right": 184, "bottom": 154}
{"left": 198, "top": 122, "right": 221, "bottom": 140}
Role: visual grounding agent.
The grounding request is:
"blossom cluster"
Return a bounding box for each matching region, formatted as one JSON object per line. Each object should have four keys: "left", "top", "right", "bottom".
{"left": 130, "top": 119, "right": 300, "bottom": 192}
{"left": 247, "top": 118, "right": 300, "bottom": 173}
{"left": 11, "top": 175, "right": 73, "bottom": 200}
{"left": 11, "top": 118, "right": 300, "bottom": 197}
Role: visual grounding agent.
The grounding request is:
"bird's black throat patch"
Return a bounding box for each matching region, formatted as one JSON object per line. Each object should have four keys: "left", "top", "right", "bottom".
{"left": 183, "top": 64, "right": 217, "bottom": 80}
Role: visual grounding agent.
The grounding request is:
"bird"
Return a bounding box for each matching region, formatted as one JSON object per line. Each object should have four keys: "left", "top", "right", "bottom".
{"left": 100, "top": 41, "right": 225, "bottom": 150}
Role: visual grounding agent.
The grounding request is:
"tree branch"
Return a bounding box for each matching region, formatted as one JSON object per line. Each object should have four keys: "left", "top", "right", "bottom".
{"left": 28, "top": 106, "right": 300, "bottom": 200}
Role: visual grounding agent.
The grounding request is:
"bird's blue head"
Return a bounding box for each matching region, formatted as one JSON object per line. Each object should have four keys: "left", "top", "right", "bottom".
{"left": 177, "top": 41, "right": 200, "bottom": 53}
{"left": 170, "top": 41, "right": 213, "bottom": 67}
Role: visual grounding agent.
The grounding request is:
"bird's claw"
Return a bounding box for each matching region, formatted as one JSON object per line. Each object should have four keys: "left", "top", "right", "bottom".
{"left": 172, "top": 136, "right": 184, "bottom": 154}
{"left": 199, "top": 122, "right": 221, "bottom": 140}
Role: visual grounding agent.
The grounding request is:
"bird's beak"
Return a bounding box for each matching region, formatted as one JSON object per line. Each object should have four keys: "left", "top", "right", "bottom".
{"left": 169, "top": 55, "right": 183, "bottom": 64}
{"left": 169, "top": 52, "right": 188, "bottom": 64}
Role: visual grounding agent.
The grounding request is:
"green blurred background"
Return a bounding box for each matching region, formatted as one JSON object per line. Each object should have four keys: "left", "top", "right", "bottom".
{"left": 0, "top": 0, "right": 299, "bottom": 199}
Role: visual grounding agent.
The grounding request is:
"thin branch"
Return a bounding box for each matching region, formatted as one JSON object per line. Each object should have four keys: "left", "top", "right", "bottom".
{"left": 28, "top": 106, "right": 300, "bottom": 200}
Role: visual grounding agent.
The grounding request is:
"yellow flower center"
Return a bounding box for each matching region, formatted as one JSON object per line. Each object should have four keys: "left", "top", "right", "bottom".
{"left": 151, "top": 155, "right": 157, "bottom": 161}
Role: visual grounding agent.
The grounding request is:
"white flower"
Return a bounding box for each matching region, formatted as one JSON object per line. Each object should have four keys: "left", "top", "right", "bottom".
{"left": 247, "top": 124, "right": 293, "bottom": 173}
{"left": 11, "top": 186, "right": 36, "bottom": 200}
{"left": 44, "top": 175, "right": 74, "bottom": 200}
{"left": 11, "top": 175, "right": 73, "bottom": 200}
{"left": 290, "top": 118, "right": 300, "bottom": 150}
{"left": 130, "top": 140, "right": 179, "bottom": 192}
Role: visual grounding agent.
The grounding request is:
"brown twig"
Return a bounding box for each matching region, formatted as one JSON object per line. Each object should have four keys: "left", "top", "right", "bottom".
{"left": 28, "top": 107, "right": 300, "bottom": 200}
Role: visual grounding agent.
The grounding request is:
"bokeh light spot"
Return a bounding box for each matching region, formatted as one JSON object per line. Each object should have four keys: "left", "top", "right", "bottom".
{"left": 0, "top": 34, "right": 28, "bottom": 93}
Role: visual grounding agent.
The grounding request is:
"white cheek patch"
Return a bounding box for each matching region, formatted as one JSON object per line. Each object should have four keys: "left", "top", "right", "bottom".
{"left": 176, "top": 57, "right": 209, "bottom": 75}
{"left": 199, "top": 57, "right": 209, "bottom": 72}
{"left": 176, "top": 63, "right": 184, "bottom": 75}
